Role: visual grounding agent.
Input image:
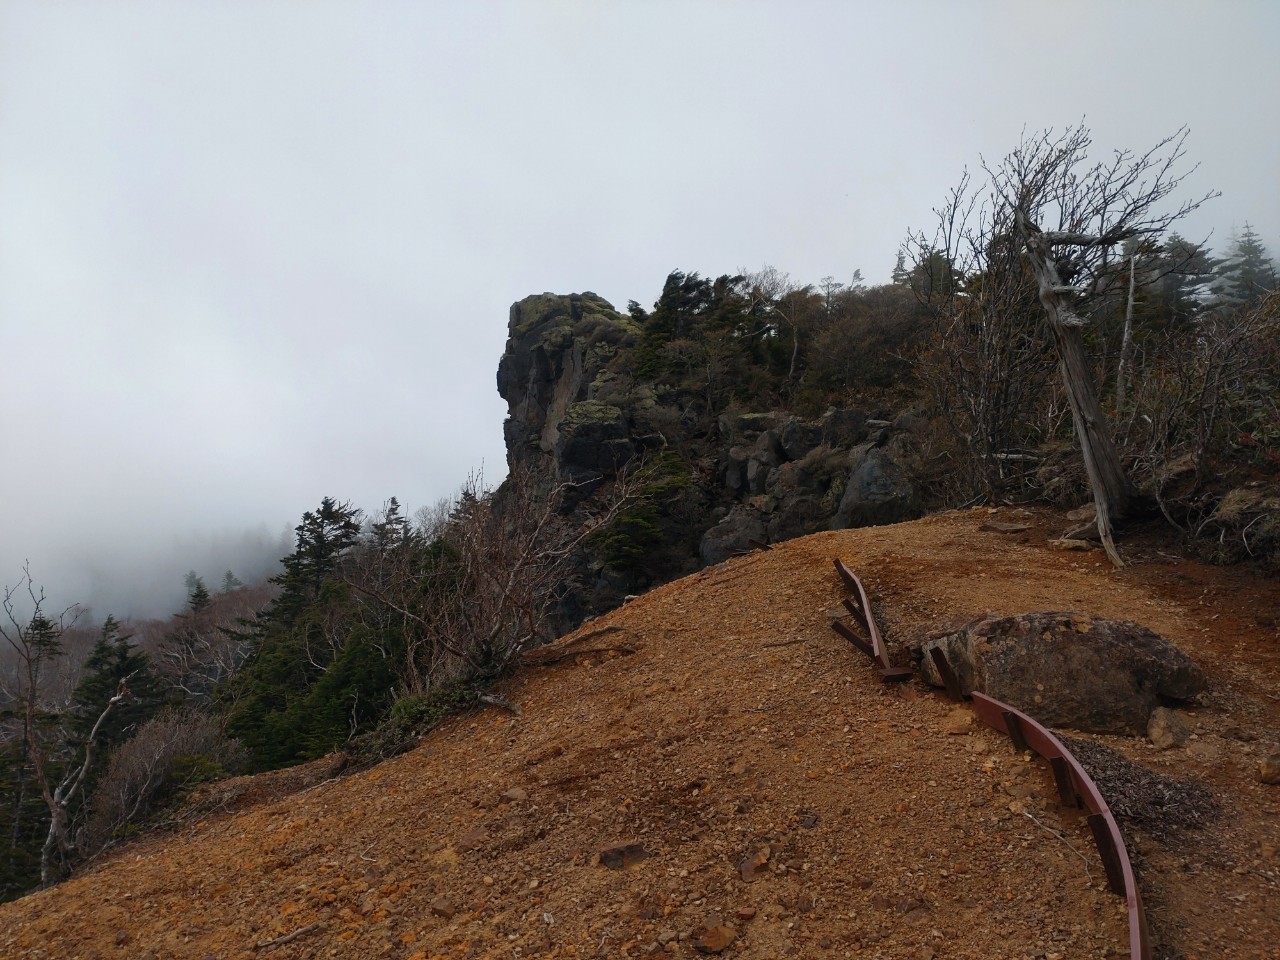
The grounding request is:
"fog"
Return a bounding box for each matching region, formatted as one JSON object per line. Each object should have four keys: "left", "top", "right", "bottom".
{"left": 2, "top": 1, "right": 1277, "bottom": 619}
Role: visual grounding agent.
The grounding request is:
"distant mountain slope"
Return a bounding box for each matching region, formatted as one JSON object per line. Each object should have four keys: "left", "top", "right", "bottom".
{"left": 2, "top": 509, "right": 1277, "bottom": 959}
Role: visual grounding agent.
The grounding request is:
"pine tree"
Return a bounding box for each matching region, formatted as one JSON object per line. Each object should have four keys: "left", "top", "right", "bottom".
{"left": 223, "top": 498, "right": 368, "bottom": 769}
{"left": 186, "top": 579, "right": 211, "bottom": 614}
{"left": 1216, "top": 224, "right": 1277, "bottom": 305}
{"left": 369, "top": 498, "right": 411, "bottom": 551}
{"left": 268, "top": 498, "right": 363, "bottom": 621}
{"left": 70, "top": 616, "right": 165, "bottom": 747}
{"left": 219, "top": 570, "right": 243, "bottom": 593}
{"left": 891, "top": 251, "right": 913, "bottom": 286}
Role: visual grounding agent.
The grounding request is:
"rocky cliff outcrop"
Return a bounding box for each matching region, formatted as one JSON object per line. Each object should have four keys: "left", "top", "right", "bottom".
{"left": 497, "top": 292, "right": 642, "bottom": 485}
{"left": 496, "top": 292, "right": 924, "bottom": 620}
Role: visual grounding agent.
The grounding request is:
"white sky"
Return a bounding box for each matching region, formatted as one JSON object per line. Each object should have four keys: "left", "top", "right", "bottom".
{"left": 2, "top": 0, "right": 1278, "bottom": 617}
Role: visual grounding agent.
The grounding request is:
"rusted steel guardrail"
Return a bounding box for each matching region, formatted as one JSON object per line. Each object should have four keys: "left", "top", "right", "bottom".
{"left": 970, "top": 691, "right": 1151, "bottom": 960}
{"left": 829, "top": 559, "right": 913, "bottom": 681}
{"left": 827, "top": 557, "right": 1149, "bottom": 960}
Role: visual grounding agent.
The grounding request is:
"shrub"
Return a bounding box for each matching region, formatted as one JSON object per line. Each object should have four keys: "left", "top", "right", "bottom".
{"left": 82, "top": 709, "right": 244, "bottom": 856}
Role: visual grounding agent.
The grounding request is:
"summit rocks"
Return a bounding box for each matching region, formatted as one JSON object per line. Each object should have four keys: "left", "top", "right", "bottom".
{"left": 495, "top": 292, "right": 922, "bottom": 620}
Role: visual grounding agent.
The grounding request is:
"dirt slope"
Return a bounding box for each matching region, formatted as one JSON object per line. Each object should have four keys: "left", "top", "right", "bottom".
{"left": 2, "top": 508, "right": 1277, "bottom": 960}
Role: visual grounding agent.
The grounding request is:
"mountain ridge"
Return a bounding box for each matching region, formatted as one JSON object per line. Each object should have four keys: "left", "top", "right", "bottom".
{"left": 4, "top": 508, "right": 1277, "bottom": 959}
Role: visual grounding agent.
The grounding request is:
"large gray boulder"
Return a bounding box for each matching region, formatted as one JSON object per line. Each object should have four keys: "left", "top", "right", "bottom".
{"left": 700, "top": 505, "right": 767, "bottom": 565}
{"left": 829, "top": 439, "right": 919, "bottom": 529}
{"left": 914, "top": 612, "right": 1208, "bottom": 735}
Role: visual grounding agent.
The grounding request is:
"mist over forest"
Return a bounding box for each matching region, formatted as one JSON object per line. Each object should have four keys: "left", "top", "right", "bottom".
{"left": 36, "top": 524, "right": 292, "bottom": 622}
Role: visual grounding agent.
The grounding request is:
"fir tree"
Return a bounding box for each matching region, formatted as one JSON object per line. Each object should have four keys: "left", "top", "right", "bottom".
{"left": 1216, "top": 224, "right": 1277, "bottom": 305}
{"left": 186, "top": 579, "right": 211, "bottom": 614}
{"left": 223, "top": 498, "right": 370, "bottom": 769}
{"left": 70, "top": 616, "right": 165, "bottom": 747}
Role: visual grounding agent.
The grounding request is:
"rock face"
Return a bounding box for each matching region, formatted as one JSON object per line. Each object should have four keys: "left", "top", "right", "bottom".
{"left": 914, "top": 612, "right": 1208, "bottom": 735}
{"left": 496, "top": 292, "right": 924, "bottom": 619}
{"left": 497, "top": 292, "right": 641, "bottom": 485}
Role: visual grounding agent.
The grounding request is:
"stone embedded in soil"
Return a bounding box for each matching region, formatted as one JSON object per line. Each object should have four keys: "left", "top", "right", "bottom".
{"left": 500, "top": 786, "right": 528, "bottom": 803}
{"left": 979, "top": 521, "right": 1031, "bottom": 533}
{"left": 738, "top": 843, "right": 772, "bottom": 881}
{"left": 1066, "top": 504, "right": 1097, "bottom": 522}
{"left": 941, "top": 707, "right": 973, "bottom": 735}
{"left": 1188, "top": 739, "right": 1220, "bottom": 760}
{"left": 430, "top": 898, "right": 457, "bottom": 919}
{"left": 1260, "top": 754, "right": 1280, "bottom": 785}
{"left": 456, "top": 826, "right": 488, "bottom": 852}
{"left": 1149, "top": 707, "right": 1191, "bottom": 749}
{"left": 914, "top": 611, "right": 1208, "bottom": 735}
{"left": 1048, "top": 538, "right": 1094, "bottom": 551}
{"left": 693, "top": 915, "right": 737, "bottom": 954}
{"left": 598, "top": 842, "right": 649, "bottom": 869}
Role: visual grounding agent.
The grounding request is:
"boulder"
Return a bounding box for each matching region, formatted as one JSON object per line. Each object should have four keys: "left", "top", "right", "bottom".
{"left": 719, "top": 411, "right": 784, "bottom": 440}
{"left": 1148, "top": 706, "right": 1191, "bottom": 749}
{"left": 819, "top": 407, "right": 870, "bottom": 446}
{"left": 830, "top": 440, "right": 919, "bottom": 529}
{"left": 777, "top": 419, "right": 824, "bottom": 461}
{"left": 700, "top": 505, "right": 767, "bottom": 565}
{"left": 915, "top": 612, "right": 1208, "bottom": 735}
{"left": 722, "top": 446, "right": 750, "bottom": 494}
{"left": 745, "top": 456, "right": 771, "bottom": 496}
{"left": 752, "top": 429, "right": 788, "bottom": 467}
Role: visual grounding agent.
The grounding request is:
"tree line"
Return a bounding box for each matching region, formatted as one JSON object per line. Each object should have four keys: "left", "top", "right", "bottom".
{"left": 0, "top": 466, "right": 631, "bottom": 899}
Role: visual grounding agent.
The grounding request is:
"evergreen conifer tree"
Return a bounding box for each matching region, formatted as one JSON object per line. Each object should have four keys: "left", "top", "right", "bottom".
{"left": 1216, "top": 225, "right": 1277, "bottom": 305}
{"left": 186, "top": 579, "right": 211, "bottom": 614}
{"left": 223, "top": 498, "right": 369, "bottom": 769}
{"left": 70, "top": 616, "right": 165, "bottom": 747}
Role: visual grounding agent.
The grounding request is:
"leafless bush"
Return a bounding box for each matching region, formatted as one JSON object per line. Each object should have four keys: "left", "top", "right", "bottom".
{"left": 1120, "top": 291, "right": 1280, "bottom": 492}
{"left": 82, "top": 708, "right": 244, "bottom": 857}
{"left": 147, "top": 584, "right": 275, "bottom": 701}
{"left": 346, "top": 463, "right": 636, "bottom": 697}
{"left": 905, "top": 171, "right": 1058, "bottom": 501}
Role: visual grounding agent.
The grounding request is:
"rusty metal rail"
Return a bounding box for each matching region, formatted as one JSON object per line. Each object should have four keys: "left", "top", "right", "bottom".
{"left": 829, "top": 559, "right": 913, "bottom": 681}
{"left": 970, "top": 692, "right": 1151, "bottom": 960}
{"left": 829, "top": 557, "right": 1150, "bottom": 960}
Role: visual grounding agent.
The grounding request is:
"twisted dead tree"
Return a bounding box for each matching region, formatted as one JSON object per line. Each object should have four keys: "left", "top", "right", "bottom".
{"left": 994, "top": 127, "right": 1216, "bottom": 564}
{"left": 913, "top": 125, "right": 1216, "bottom": 564}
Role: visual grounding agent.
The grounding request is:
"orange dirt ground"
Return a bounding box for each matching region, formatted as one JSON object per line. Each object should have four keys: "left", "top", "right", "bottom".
{"left": 1, "top": 507, "right": 1277, "bottom": 960}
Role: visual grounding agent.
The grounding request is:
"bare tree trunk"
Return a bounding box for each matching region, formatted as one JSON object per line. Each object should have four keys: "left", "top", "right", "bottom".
{"left": 1017, "top": 211, "right": 1131, "bottom": 566}
{"left": 1115, "top": 254, "right": 1136, "bottom": 409}
{"left": 39, "top": 677, "right": 130, "bottom": 886}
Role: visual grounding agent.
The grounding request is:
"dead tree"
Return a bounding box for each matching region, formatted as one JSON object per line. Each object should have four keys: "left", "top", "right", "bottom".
{"left": 344, "top": 463, "right": 639, "bottom": 695}
{"left": 1014, "top": 209, "right": 1134, "bottom": 564}
{"left": 38, "top": 676, "right": 130, "bottom": 885}
{"left": 1, "top": 568, "right": 130, "bottom": 885}
{"left": 988, "top": 126, "right": 1217, "bottom": 564}
{"left": 910, "top": 126, "right": 1215, "bottom": 562}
